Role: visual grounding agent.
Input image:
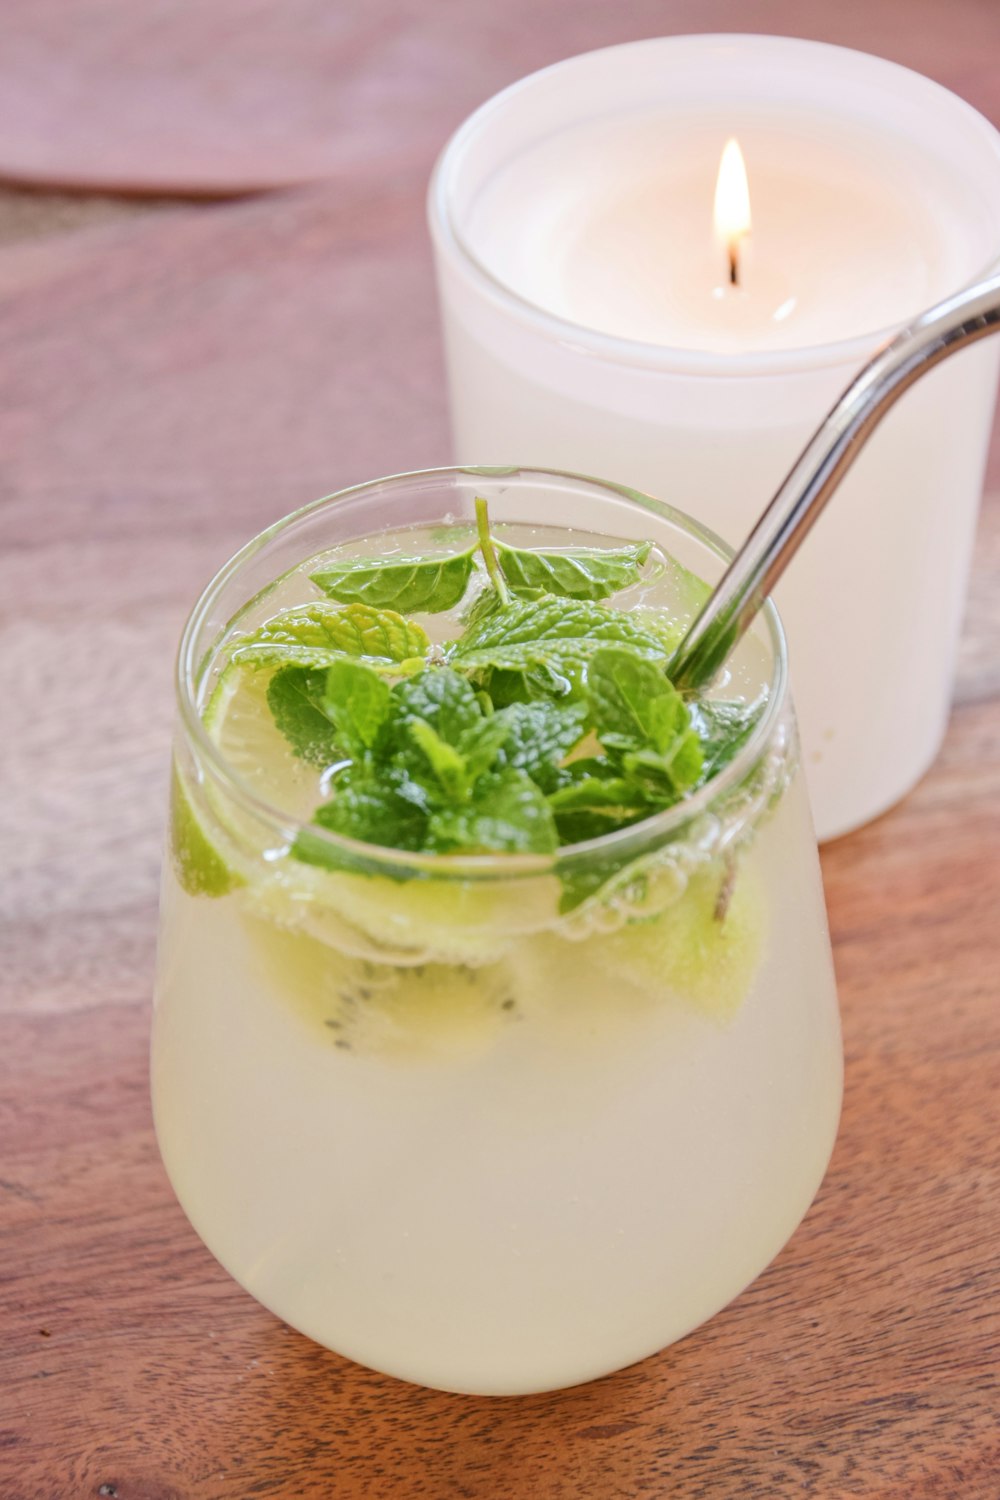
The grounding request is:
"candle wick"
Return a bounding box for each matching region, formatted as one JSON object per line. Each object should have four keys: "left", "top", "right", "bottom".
{"left": 728, "top": 242, "right": 739, "bottom": 288}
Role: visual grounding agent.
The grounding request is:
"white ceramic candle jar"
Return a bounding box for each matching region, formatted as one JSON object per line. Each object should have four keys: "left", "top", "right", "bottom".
{"left": 429, "top": 35, "right": 1000, "bottom": 840}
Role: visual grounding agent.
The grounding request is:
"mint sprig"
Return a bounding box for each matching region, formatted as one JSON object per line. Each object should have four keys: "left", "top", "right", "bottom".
{"left": 587, "top": 648, "right": 703, "bottom": 798}
{"left": 306, "top": 497, "right": 652, "bottom": 616}
{"left": 428, "top": 769, "right": 558, "bottom": 855}
{"left": 392, "top": 667, "right": 484, "bottom": 748}
{"left": 301, "top": 768, "right": 431, "bottom": 856}
{"left": 221, "top": 498, "right": 765, "bottom": 898}
{"left": 493, "top": 700, "right": 590, "bottom": 786}
{"left": 289, "top": 662, "right": 568, "bottom": 865}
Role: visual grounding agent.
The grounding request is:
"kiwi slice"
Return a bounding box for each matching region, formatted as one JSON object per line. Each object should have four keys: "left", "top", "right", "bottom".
{"left": 243, "top": 909, "right": 520, "bottom": 1060}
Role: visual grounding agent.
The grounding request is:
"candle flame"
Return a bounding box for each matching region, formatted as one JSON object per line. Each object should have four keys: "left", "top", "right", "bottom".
{"left": 713, "top": 138, "right": 751, "bottom": 284}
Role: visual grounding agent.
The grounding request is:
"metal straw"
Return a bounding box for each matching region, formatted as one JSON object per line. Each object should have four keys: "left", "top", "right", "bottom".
{"left": 668, "top": 271, "right": 1000, "bottom": 692}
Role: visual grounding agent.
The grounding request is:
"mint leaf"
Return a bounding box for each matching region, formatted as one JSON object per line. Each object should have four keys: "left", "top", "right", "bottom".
{"left": 450, "top": 596, "right": 670, "bottom": 673}
{"left": 621, "top": 743, "right": 705, "bottom": 798}
{"left": 482, "top": 663, "right": 577, "bottom": 707}
{"left": 231, "top": 602, "right": 429, "bottom": 672}
{"left": 320, "top": 658, "right": 392, "bottom": 757}
{"left": 400, "top": 679, "right": 512, "bottom": 797}
{"left": 311, "top": 548, "right": 477, "bottom": 614}
{"left": 494, "top": 700, "right": 589, "bottom": 789}
{"left": 689, "top": 698, "right": 766, "bottom": 783}
{"left": 295, "top": 767, "right": 430, "bottom": 864}
{"left": 551, "top": 810, "right": 644, "bottom": 846}
{"left": 547, "top": 760, "right": 650, "bottom": 844}
{"left": 587, "top": 648, "right": 703, "bottom": 797}
{"left": 407, "top": 718, "right": 470, "bottom": 800}
{"left": 457, "top": 713, "right": 515, "bottom": 783}
{"left": 548, "top": 771, "right": 647, "bottom": 813}
{"left": 495, "top": 539, "right": 651, "bottom": 600}
{"left": 588, "top": 648, "right": 687, "bottom": 753}
{"left": 428, "top": 770, "right": 558, "bottom": 854}
{"left": 266, "top": 666, "right": 340, "bottom": 766}
{"left": 392, "top": 669, "right": 482, "bottom": 747}
{"left": 230, "top": 503, "right": 764, "bottom": 897}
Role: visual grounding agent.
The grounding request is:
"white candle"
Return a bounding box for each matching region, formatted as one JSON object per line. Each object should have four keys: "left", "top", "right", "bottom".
{"left": 429, "top": 36, "right": 1000, "bottom": 840}
{"left": 465, "top": 117, "right": 963, "bottom": 354}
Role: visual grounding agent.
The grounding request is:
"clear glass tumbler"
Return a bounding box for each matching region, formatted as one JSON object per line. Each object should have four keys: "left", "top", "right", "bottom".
{"left": 152, "top": 467, "right": 842, "bottom": 1396}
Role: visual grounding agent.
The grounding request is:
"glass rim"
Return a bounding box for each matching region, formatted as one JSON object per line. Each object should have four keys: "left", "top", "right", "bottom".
{"left": 428, "top": 34, "right": 1000, "bottom": 378}
{"left": 176, "top": 465, "right": 790, "bottom": 879}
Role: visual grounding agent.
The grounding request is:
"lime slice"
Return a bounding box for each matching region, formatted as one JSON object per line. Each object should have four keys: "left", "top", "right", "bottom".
{"left": 169, "top": 764, "right": 244, "bottom": 897}
{"left": 510, "top": 859, "right": 763, "bottom": 1029}
{"left": 301, "top": 868, "right": 562, "bottom": 965}
{"left": 597, "top": 863, "right": 764, "bottom": 1021}
{"left": 169, "top": 665, "right": 319, "bottom": 899}
{"left": 241, "top": 858, "right": 561, "bottom": 967}
{"left": 203, "top": 666, "right": 320, "bottom": 825}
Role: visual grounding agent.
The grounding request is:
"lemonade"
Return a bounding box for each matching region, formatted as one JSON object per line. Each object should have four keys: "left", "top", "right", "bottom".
{"left": 151, "top": 468, "right": 842, "bottom": 1395}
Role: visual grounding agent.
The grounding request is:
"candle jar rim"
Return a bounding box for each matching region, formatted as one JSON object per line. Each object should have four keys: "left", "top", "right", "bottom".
{"left": 176, "top": 465, "right": 790, "bottom": 883}
{"left": 428, "top": 33, "right": 1000, "bottom": 378}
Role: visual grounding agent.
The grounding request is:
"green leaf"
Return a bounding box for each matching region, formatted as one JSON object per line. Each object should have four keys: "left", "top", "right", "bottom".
{"left": 231, "top": 602, "right": 429, "bottom": 672}
{"left": 551, "top": 809, "right": 646, "bottom": 847}
{"left": 621, "top": 743, "right": 705, "bottom": 799}
{"left": 495, "top": 539, "right": 651, "bottom": 600}
{"left": 266, "top": 666, "right": 340, "bottom": 766}
{"left": 546, "top": 754, "right": 619, "bottom": 789}
{"left": 547, "top": 760, "right": 650, "bottom": 846}
{"left": 320, "top": 658, "right": 392, "bottom": 757}
{"left": 294, "top": 767, "right": 430, "bottom": 865}
{"left": 548, "top": 771, "right": 648, "bottom": 814}
{"left": 391, "top": 669, "right": 482, "bottom": 747}
{"left": 494, "top": 700, "right": 589, "bottom": 788}
{"left": 483, "top": 664, "right": 576, "bottom": 707}
{"left": 311, "top": 548, "right": 477, "bottom": 614}
{"left": 407, "top": 718, "right": 470, "bottom": 800}
{"left": 585, "top": 648, "right": 702, "bottom": 797}
{"left": 399, "top": 681, "right": 515, "bottom": 798}
{"left": 428, "top": 770, "right": 558, "bottom": 855}
{"left": 457, "top": 713, "right": 515, "bottom": 783}
{"left": 688, "top": 698, "right": 766, "bottom": 784}
{"left": 588, "top": 648, "right": 687, "bottom": 754}
{"left": 451, "top": 596, "right": 670, "bottom": 673}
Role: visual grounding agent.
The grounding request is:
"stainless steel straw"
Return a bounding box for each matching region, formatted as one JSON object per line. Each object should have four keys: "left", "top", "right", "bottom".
{"left": 668, "top": 271, "right": 1000, "bottom": 692}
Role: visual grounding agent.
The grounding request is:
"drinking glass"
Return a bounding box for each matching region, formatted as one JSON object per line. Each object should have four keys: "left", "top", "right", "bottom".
{"left": 152, "top": 467, "right": 842, "bottom": 1396}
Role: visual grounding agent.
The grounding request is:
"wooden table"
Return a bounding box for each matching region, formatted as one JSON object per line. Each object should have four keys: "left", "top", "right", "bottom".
{"left": 2, "top": 5, "right": 999, "bottom": 1496}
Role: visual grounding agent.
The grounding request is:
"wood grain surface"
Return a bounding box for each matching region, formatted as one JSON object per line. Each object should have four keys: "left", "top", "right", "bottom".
{"left": 1, "top": 0, "right": 999, "bottom": 195}
{"left": 2, "top": 3, "right": 1000, "bottom": 1497}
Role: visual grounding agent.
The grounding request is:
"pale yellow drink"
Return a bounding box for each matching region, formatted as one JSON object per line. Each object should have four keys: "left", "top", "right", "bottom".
{"left": 151, "top": 471, "right": 842, "bottom": 1395}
